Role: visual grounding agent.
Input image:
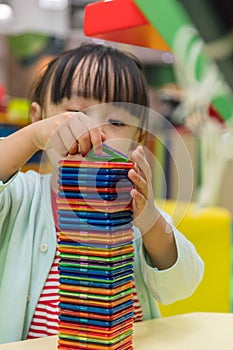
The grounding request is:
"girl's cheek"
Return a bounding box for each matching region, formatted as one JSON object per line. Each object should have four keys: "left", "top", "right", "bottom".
{"left": 101, "top": 128, "right": 118, "bottom": 140}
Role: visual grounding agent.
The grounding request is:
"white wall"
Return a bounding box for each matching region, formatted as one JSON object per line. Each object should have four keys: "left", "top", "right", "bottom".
{"left": 0, "top": 0, "right": 69, "bottom": 36}
{"left": 0, "top": 35, "right": 7, "bottom": 84}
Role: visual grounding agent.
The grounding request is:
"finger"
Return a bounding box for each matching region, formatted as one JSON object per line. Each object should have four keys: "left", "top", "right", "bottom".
{"left": 78, "top": 132, "right": 92, "bottom": 156}
{"left": 131, "top": 147, "right": 151, "bottom": 182}
{"left": 58, "top": 123, "right": 80, "bottom": 155}
{"left": 131, "top": 188, "right": 147, "bottom": 212}
{"left": 49, "top": 132, "right": 69, "bottom": 157}
{"left": 101, "top": 132, "right": 106, "bottom": 142}
{"left": 69, "top": 113, "right": 89, "bottom": 140}
{"left": 89, "top": 126, "right": 104, "bottom": 155}
{"left": 137, "top": 145, "right": 144, "bottom": 155}
{"left": 133, "top": 162, "right": 147, "bottom": 181}
{"left": 68, "top": 141, "right": 80, "bottom": 155}
{"left": 128, "top": 168, "right": 148, "bottom": 198}
{"left": 76, "top": 113, "right": 103, "bottom": 154}
{"left": 70, "top": 113, "right": 103, "bottom": 155}
{"left": 69, "top": 115, "right": 91, "bottom": 156}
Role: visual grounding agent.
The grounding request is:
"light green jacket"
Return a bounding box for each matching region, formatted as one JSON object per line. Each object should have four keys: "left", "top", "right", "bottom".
{"left": 0, "top": 171, "right": 204, "bottom": 344}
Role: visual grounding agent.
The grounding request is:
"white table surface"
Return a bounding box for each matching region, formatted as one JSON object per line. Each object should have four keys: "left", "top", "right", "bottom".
{"left": 1, "top": 312, "right": 233, "bottom": 350}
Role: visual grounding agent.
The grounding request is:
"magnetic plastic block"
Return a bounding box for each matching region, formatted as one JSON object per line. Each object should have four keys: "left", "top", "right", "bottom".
{"left": 58, "top": 158, "right": 135, "bottom": 349}
{"left": 157, "top": 200, "right": 232, "bottom": 316}
{"left": 83, "top": 0, "right": 170, "bottom": 51}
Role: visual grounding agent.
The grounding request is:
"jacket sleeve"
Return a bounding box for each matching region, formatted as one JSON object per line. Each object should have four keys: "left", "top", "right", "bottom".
{"left": 0, "top": 172, "right": 18, "bottom": 193}
{"left": 0, "top": 172, "right": 20, "bottom": 244}
{"left": 134, "top": 209, "right": 204, "bottom": 305}
{"left": 0, "top": 135, "right": 18, "bottom": 195}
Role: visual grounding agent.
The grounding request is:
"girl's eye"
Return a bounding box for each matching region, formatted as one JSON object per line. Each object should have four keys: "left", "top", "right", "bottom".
{"left": 68, "top": 110, "right": 88, "bottom": 115}
{"left": 108, "top": 119, "right": 126, "bottom": 127}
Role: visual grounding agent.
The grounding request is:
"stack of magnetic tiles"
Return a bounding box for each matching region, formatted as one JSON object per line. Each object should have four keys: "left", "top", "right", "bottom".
{"left": 57, "top": 146, "right": 135, "bottom": 350}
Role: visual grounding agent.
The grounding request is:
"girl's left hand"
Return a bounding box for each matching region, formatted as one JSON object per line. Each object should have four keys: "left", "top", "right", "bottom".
{"left": 128, "top": 146, "right": 159, "bottom": 234}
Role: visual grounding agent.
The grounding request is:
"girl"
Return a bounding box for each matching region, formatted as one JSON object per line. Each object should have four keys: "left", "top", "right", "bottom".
{"left": 0, "top": 43, "right": 204, "bottom": 344}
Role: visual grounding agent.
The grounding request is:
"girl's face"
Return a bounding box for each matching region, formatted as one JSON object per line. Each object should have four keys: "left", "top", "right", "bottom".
{"left": 43, "top": 95, "right": 144, "bottom": 157}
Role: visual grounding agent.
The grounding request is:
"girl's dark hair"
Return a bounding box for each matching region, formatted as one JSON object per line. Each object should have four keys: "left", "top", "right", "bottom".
{"left": 30, "top": 43, "right": 149, "bottom": 139}
{"left": 30, "top": 43, "right": 149, "bottom": 109}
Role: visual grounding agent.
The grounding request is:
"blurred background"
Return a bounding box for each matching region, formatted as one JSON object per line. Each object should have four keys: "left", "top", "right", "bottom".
{"left": 0, "top": 0, "right": 232, "bottom": 205}
{"left": 0, "top": 0, "right": 233, "bottom": 318}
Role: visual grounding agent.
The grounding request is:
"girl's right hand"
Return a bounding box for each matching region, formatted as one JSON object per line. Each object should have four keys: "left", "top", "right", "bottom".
{"left": 31, "top": 112, "right": 105, "bottom": 157}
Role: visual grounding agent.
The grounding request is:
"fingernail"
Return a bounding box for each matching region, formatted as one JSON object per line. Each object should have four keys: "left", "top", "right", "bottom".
{"left": 94, "top": 145, "right": 102, "bottom": 155}
{"left": 138, "top": 145, "right": 144, "bottom": 153}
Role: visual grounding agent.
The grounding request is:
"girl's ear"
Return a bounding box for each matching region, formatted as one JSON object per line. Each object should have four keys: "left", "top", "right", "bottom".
{"left": 30, "top": 102, "right": 42, "bottom": 123}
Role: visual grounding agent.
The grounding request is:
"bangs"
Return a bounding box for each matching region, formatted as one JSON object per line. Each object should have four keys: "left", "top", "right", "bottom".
{"left": 50, "top": 45, "right": 149, "bottom": 107}
{"left": 30, "top": 43, "right": 149, "bottom": 123}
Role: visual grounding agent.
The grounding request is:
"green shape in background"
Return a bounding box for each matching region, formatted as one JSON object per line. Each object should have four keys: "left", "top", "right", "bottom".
{"left": 134, "top": 0, "right": 190, "bottom": 48}
{"left": 8, "top": 33, "right": 49, "bottom": 61}
{"left": 134, "top": 0, "right": 233, "bottom": 122}
{"left": 8, "top": 33, "right": 65, "bottom": 67}
{"left": 144, "top": 64, "right": 175, "bottom": 87}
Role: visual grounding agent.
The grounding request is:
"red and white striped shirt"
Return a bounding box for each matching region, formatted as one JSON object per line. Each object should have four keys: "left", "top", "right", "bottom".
{"left": 27, "top": 191, "right": 143, "bottom": 339}
{"left": 27, "top": 252, "right": 59, "bottom": 339}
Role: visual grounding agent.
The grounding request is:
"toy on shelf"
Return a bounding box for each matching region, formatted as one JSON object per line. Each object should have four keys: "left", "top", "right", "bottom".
{"left": 84, "top": 0, "right": 170, "bottom": 52}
